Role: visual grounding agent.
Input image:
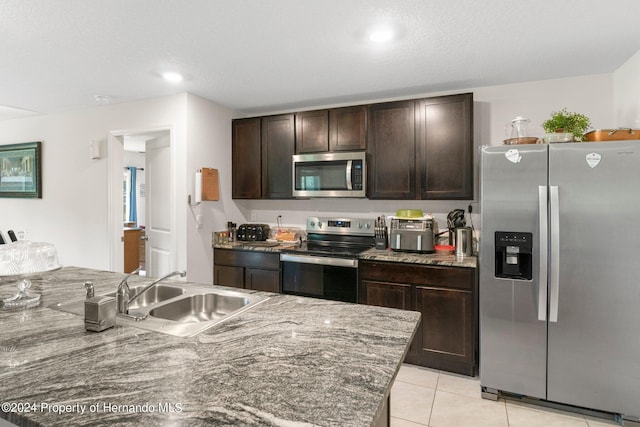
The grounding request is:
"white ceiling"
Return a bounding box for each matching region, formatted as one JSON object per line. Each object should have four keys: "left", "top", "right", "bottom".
{"left": 1, "top": 0, "right": 639, "bottom": 120}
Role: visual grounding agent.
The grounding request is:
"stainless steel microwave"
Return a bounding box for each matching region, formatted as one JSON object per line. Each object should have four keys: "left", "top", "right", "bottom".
{"left": 292, "top": 151, "right": 366, "bottom": 198}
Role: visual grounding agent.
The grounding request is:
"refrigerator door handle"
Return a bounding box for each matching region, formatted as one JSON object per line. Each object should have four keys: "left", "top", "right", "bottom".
{"left": 549, "top": 185, "right": 560, "bottom": 323}
{"left": 538, "top": 185, "right": 548, "bottom": 322}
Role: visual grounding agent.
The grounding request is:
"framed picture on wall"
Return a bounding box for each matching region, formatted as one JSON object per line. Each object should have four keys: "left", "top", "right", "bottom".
{"left": 0, "top": 141, "right": 42, "bottom": 198}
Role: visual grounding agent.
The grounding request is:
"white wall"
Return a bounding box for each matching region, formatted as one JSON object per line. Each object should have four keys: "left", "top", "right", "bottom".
{"left": 184, "top": 93, "right": 239, "bottom": 283}
{"left": 0, "top": 94, "right": 189, "bottom": 271}
{"left": 613, "top": 49, "right": 640, "bottom": 128}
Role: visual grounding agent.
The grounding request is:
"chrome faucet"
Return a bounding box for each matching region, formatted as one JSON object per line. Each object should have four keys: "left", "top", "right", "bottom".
{"left": 117, "top": 270, "right": 186, "bottom": 316}
{"left": 116, "top": 267, "right": 141, "bottom": 315}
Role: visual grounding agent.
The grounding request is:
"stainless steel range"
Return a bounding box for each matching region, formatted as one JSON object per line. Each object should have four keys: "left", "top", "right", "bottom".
{"left": 280, "top": 216, "right": 375, "bottom": 303}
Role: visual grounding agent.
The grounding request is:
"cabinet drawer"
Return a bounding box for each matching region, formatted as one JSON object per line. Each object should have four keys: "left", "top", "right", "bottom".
{"left": 246, "top": 268, "right": 280, "bottom": 293}
{"left": 214, "top": 248, "right": 280, "bottom": 270}
{"left": 214, "top": 265, "right": 244, "bottom": 288}
{"left": 360, "top": 261, "right": 474, "bottom": 290}
{"left": 360, "top": 280, "right": 411, "bottom": 309}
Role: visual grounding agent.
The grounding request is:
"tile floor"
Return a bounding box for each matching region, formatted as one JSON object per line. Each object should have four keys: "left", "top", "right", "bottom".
{"left": 390, "top": 364, "right": 621, "bottom": 427}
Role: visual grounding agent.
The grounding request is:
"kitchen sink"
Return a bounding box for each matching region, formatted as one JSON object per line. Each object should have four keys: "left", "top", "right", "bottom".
{"left": 149, "top": 293, "right": 250, "bottom": 323}
{"left": 104, "top": 284, "right": 185, "bottom": 309}
{"left": 48, "top": 282, "right": 269, "bottom": 337}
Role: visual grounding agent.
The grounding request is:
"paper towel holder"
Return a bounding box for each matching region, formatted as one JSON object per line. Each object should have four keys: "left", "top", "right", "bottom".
{"left": 188, "top": 167, "right": 219, "bottom": 206}
{"left": 188, "top": 169, "right": 203, "bottom": 206}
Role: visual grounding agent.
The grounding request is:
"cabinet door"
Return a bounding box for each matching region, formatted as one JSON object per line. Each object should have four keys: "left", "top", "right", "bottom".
{"left": 262, "top": 114, "right": 295, "bottom": 199}
{"left": 367, "top": 101, "right": 416, "bottom": 199}
{"left": 296, "top": 110, "right": 329, "bottom": 153}
{"left": 360, "top": 279, "right": 418, "bottom": 363}
{"left": 246, "top": 268, "right": 280, "bottom": 293}
{"left": 416, "top": 93, "right": 473, "bottom": 199}
{"left": 330, "top": 105, "right": 366, "bottom": 151}
{"left": 232, "top": 118, "right": 262, "bottom": 199}
{"left": 214, "top": 265, "right": 244, "bottom": 288}
{"left": 415, "top": 286, "right": 474, "bottom": 374}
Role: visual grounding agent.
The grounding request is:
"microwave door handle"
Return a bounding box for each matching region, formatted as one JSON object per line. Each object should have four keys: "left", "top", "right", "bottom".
{"left": 346, "top": 160, "right": 353, "bottom": 190}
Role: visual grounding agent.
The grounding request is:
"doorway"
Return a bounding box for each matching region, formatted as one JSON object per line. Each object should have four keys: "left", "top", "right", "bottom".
{"left": 123, "top": 136, "right": 147, "bottom": 273}
{"left": 108, "top": 127, "right": 175, "bottom": 277}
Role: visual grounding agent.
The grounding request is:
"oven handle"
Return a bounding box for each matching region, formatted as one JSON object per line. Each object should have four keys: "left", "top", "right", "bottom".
{"left": 280, "top": 253, "right": 358, "bottom": 268}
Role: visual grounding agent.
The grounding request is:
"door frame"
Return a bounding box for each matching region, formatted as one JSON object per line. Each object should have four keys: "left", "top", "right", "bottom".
{"left": 107, "top": 125, "right": 176, "bottom": 273}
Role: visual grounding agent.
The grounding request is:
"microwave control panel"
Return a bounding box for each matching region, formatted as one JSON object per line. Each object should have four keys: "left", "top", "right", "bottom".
{"left": 351, "top": 160, "right": 363, "bottom": 190}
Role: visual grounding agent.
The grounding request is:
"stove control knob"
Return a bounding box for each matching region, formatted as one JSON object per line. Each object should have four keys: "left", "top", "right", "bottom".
{"left": 310, "top": 221, "right": 315, "bottom": 227}
{"left": 357, "top": 223, "right": 363, "bottom": 229}
{"left": 365, "top": 223, "right": 371, "bottom": 229}
{"left": 317, "top": 221, "right": 323, "bottom": 228}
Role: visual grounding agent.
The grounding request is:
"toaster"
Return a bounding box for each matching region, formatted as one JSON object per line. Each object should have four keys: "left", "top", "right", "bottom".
{"left": 237, "top": 224, "right": 271, "bottom": 242}
{"left": 389, "top": 218, "right": 434, "bottom": 253}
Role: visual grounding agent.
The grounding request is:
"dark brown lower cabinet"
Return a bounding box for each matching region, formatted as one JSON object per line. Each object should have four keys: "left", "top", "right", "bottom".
{"left": 213, "top": 248, "right": 280, "bottom": 293}
{"left": 359, "top": 260, "right": 477, "bottom": 376}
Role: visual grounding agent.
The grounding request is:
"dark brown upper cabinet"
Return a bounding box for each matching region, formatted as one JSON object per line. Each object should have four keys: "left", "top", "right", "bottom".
{"left": 232, "top": 117, "right": 262, "bottom": 199}
{"left": 295, "top": 110, "right": 329, "bottom": 153}
{"left": 261, "top": 114, "right": 295, "bottom": 199}
{"left": 232, "top": 93, "right": 472, "bottom": 200}
{"left": 417, "top": 93, "right": 473, "bottom": 199}
{"left": 295, "top": 106, "right": 367, "bottom": 154}
{"left": 367, "top": 93, "right": 473, "bottom": 200}
{"left": 232, "top": 114, "right": 294, "bottom": 199}
{"left": 367, "top": 100, "right": 417, "bottom": 199}
{"left": 329, "top": 105, "right": 367, "bottom": 151}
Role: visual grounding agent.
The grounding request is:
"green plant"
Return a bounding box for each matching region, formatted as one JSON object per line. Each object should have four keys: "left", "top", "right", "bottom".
{"left": 542, "top": 108, "right": 591, "bottom": 141}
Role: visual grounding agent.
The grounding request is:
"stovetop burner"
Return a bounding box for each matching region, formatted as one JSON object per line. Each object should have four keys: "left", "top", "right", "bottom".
{"left": 281, "top": 216, "right": 376, "bottom": 258}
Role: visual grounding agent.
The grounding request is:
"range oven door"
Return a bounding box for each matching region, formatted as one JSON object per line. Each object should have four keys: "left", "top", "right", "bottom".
{"left": 280, "top": 254, "right": 358, "bottom": 303}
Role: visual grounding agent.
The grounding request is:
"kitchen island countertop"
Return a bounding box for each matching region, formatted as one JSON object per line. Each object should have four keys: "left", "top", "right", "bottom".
{"left": 0, "top": 267, "right": 419, "bottom": 426}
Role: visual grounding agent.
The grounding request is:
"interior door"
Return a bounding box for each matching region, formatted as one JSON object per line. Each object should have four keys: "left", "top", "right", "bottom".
{"left": 145, "top": 135, "right": 172, "bottom": 278}
{"left": 547, "top": 141, "right": 640, "bottom": 418}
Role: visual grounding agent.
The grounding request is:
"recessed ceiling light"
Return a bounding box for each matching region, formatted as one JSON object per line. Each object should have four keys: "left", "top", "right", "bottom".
{"left": 162, "top": 71, "right": 183, "bottom": 83}
{"left": 94, "top": 95, "right": 111, "bottom": 105}
{"left": 369, "top": 28, "right": 394, "bottom": 43}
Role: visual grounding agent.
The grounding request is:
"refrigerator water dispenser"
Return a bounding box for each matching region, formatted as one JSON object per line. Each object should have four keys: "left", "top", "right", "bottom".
{"left": 495, "top": 232, "right": 532, "bottom": 280}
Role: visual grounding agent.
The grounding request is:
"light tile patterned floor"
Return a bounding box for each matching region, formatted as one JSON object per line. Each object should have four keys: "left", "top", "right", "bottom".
{"left": 390, "top": 364, "right": 622, "bottom": 427}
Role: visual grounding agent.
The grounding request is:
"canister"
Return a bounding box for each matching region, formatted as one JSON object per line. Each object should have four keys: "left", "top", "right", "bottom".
{"left": 455, "top": 227, "right": 473, "bottom": 256}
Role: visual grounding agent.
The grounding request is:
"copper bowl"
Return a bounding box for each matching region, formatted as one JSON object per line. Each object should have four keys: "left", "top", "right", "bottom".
{"left": 503, "top": 137, "right": 539, "bottom": 145}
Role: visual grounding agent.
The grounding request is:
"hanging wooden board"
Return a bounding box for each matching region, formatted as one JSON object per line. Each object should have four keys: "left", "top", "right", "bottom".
{"left": 201, "top": 167, "right": 219, "bottom": 201}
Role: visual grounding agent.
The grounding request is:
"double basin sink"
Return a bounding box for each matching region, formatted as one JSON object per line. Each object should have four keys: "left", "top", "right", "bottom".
{"left": 49, "top": 282, "right": 269, "bottom": 337}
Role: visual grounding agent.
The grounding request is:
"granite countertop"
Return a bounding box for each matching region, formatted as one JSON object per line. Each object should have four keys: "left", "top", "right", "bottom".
{"left": 358, "top": 248, "right": 477, "bottom": 269}
{"left": 0, "top": 267, "right": 419, "bottom": 426}
{"left": 213, "top": 243, "right": 477, "bottom": 269}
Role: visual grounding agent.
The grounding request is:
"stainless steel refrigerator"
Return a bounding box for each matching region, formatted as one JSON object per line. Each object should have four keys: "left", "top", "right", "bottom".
{"left": 480, "top": 141, "right": 640, "bottom": 423}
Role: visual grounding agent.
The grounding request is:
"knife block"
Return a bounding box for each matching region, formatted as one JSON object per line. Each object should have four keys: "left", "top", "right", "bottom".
{"left": 375, "top": 228, "right": 388, "bottom": 249}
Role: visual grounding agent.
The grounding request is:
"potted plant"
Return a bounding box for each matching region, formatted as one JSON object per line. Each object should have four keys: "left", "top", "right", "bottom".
{"left": 542, "top": 108, "right": 591, "bottom": 142}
